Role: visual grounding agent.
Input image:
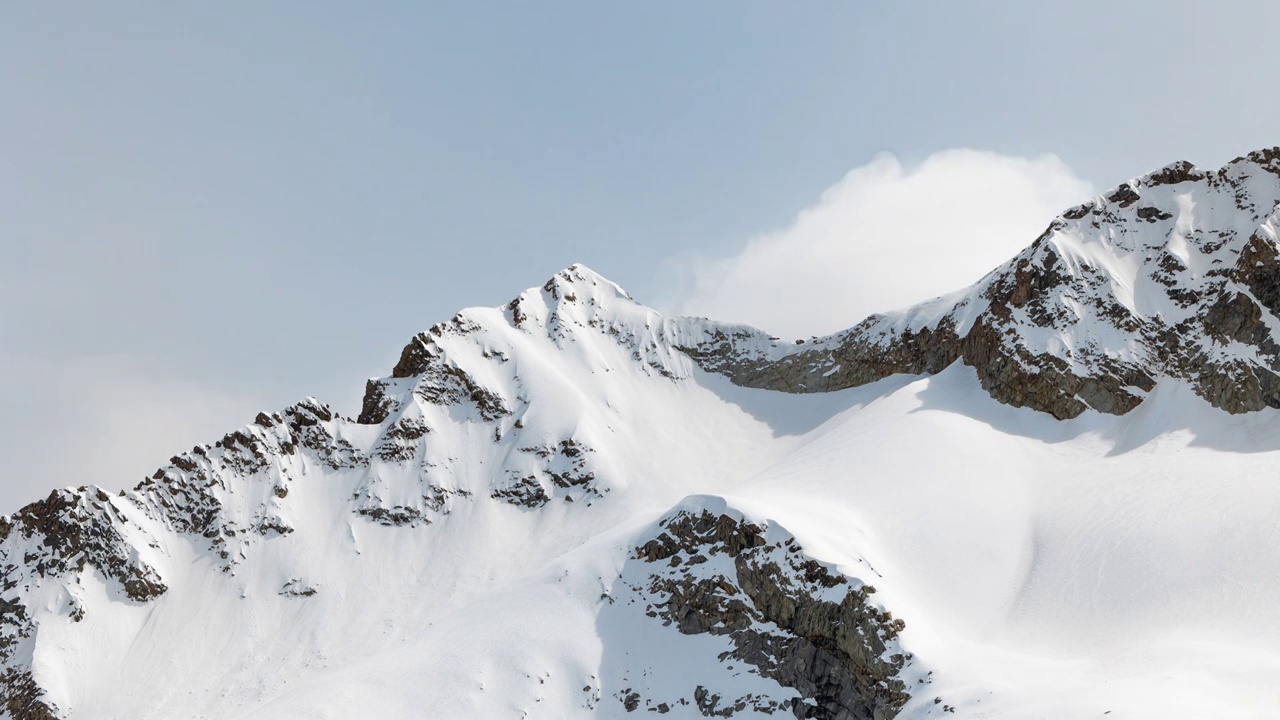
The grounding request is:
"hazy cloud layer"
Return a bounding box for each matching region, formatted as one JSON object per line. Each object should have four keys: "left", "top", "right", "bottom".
{"left": 672, "top": 150, "right": 1095, "bottom": 339}
{"left": 0, "top": 356, "right": 260, "bottom": 510}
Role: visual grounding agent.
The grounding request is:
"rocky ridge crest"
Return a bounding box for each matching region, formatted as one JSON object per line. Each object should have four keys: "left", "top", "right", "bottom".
{"left": 10, "top": 149, "right": 1280, "bottom": 717}
{"left": 676, "top": 149, "right": 1280, "bottom": 418}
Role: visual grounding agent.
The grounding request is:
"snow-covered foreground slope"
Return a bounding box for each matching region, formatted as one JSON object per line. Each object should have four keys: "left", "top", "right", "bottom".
{"left": 3, "top": 268, "right": 918, "bottom": 720}
{"left": 8, "top": 150, "right": 1280, "bottom": 719}
{"left": 13, "top": 361, "right": 1280, "bottom": 720}
{"left": 734, "top": 369, "right": 1280, "bottom": 719}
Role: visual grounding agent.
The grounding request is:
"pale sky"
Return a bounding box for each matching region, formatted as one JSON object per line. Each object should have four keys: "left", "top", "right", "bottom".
{"left": 5, "top": 1, "right": 1280, "bottom": 510}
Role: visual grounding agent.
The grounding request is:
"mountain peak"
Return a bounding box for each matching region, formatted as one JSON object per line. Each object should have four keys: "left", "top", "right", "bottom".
{"left": 381, "top": 263, "right": 637, "bottom": 385}
{"left": 536, "top": 262, "right": 634, "bottom": 305}
{"left": 10, "top": 151, "right": 1280, "bottom": 719}
{"left": 680, "top": 148, "right": 1280, "bottom": 418}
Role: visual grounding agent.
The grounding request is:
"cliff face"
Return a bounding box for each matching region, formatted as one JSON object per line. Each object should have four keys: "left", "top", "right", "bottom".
{"left": 625, "top": 508, "right": 910, "bottom": 720}
{"left": 679, "top": 150, "right": 1280, "bottom": 418}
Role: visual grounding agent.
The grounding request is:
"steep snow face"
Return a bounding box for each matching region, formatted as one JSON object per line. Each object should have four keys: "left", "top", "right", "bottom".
{"left": 681, "top": 150, "right": 1280, "bottom": 418}
{"left": 8, "top": 152, "right": 1280, "bottom": 719}
{"left": 0, "top": 265, "right": 914, "bottom": 719}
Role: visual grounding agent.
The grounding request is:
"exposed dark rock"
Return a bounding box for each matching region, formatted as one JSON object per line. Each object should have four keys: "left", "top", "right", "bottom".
{"left": 257, "top": 517, "right": 294, "bottom": 536}
{"left": 357, "top": 506, "right": 427, "bottom": 526}
{"left": 675, "top": 150, "right": 1280, "bottom": 419}
{"left": 490, "top": 476, "right": 551, "bottom": 508}
{"left": 8, "top": 489, "right": 167, "bottom": 603}
{"left": 353, "top": 484, "right": 468, "bottom": 527}
{"left": 0, "top": 490, "right": 169, "bottom": 718}
{"left": 358, "top": 379, "right": 397, "bottom": 425}
{"left": 2, "top": 669, "right": 59, "bottom": 720}
{"left": 1106, "top": 183, "right": 1141, "bottom": 208}
{"left": 1135, "top": 206, "right": 1172, "bottom": 222}
{"left": 12, "top": 148, "right": 1280, "bottom": 717}
{"left": 277, "top": 400, "right": 365, "bottom": 470}
{"left": 1144, "top": 160, "right": 1205, "bottom": 186}
{"left": 633, "top": 511, "right": 910, "bottom": 720}
{"left": 279, "top": 579, "right": 318, "bottom": 597}
{"left": 1232, "top": 232, "right": 1280, "bottom": 317}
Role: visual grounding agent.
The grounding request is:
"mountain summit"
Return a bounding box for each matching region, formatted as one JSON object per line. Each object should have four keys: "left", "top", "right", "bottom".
{"left": 684, "top": 150, "right": 1280, "bottom": 418}
{"left": 7, "top": 151, "right": 1280, "bottom": 719}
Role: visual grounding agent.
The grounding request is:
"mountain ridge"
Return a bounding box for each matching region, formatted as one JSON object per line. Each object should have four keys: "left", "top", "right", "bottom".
{"left": 7, "top": 148, "right": 1280, "bottom": 718}
{"left": 679, "top": 147, "right": 1280, "bottom": 417}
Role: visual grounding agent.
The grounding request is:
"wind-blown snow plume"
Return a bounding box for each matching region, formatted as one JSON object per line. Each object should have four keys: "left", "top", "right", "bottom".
{"left": 674, "top": 149, "right": 1093, "bottom": 339}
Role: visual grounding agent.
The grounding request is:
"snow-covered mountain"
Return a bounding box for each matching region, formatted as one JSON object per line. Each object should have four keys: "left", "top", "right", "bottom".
{"left": 7, "top": 150, "right": 1280, "bottom": 719}
{"left": 686, "top": 150, "right": 1280, "bottom": 418}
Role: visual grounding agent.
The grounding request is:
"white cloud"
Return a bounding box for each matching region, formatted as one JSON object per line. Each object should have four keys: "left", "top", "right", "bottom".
{"left": 0, "top": 356, "right": 263, "bottom": 511}
{"left": 669, "top": 149, "right": 1094, "bottom": 339}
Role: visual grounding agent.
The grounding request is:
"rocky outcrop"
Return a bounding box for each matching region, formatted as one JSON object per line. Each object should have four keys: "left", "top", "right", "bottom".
{"left": 14, "top": 148, "right": 1280, "bottom": 718}
{"left": 627, "top": 510, "right": 911, "bottom": 720}
{"left": 1, "top": 670, "right": 58, "bottom": 720}
{"left": 361, "top": 314, "right": 513, "bottom": 426}
{"left": 1, "top": 488, "right": 167, "bottom": 604}
{"left": 677, "top": 148, "right": 1280, "bottom": 419}
{"left": 0, "top": 488, "right": 168, "bottom": 719}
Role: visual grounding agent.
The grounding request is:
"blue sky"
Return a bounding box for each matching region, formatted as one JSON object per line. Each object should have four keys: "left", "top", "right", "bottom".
{"left": 4, "top": 2, "right": 1279, "bottom": 508}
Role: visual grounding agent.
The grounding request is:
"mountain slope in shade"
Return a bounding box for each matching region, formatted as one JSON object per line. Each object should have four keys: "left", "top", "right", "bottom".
{"left": 6, "top": 151, "right": 1280, "bottom": 719}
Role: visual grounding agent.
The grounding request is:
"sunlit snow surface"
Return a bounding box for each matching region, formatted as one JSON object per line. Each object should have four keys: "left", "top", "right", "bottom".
{"left": 17, "top": 150, "right": 1280, "bottom": 718}
{"left": 19, "top": 358, "right": 1279, "bottom": 719}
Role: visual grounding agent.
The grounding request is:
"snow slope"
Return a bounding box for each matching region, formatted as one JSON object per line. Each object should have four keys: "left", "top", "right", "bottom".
{"left": 7, "top": 152, "right": 1280, "bottom": 719}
